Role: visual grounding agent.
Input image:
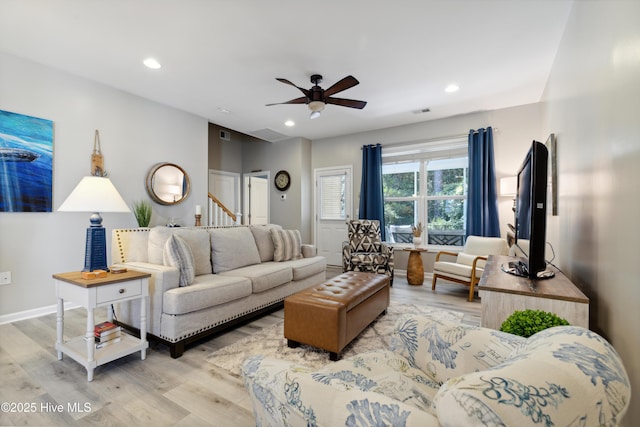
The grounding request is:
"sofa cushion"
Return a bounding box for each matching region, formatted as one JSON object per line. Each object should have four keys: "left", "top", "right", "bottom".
{"left": 250, "top": 224, "right": 282, "bottom": 262}
{"left": 162, "top": 274, "right": 252, "bottom": 315}
{"left": 312, "top": 349, "right": 441, "bottom": 415}
{"left": 390, "top": 315, "right": 523, "bottom": 384}
{"left": 285, "top": 256, "right": 327, "bottom": 281}
{"left": 163, "top": 235, "right": 195, "bottom": 287}
{"left": 271, "top": 228, "right": 303, "bottom": 262}
{"left": 434, "top": 326, "right": 631, "bottom": 427}
{"left": 220, "top": 262, "right": 292, "bottom": 293}
{"left": 148, "top": 227, "right": 212, "bottom": 275}
{"left": 434, "top": 260, "right": 482, "bottom": 279}
{"left": 209, "top": 227, "right": 261, "bottom": 273}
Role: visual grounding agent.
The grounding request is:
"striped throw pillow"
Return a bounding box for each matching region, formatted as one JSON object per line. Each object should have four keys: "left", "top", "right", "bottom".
{"left": 270, "top": 229, "right": 303, "bottom": 262}
{"left": 163, "top": 234, "right": 195, "bottom": 286}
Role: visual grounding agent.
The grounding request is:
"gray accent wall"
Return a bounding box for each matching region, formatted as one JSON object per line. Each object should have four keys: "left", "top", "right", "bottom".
{"left": 542, "top": 2, "right": 639, "bottom": 425}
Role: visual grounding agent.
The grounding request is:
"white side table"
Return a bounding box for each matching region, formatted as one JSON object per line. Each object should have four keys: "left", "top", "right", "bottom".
{"left": 53, "top": 270, "right": 150, "bottom": 381}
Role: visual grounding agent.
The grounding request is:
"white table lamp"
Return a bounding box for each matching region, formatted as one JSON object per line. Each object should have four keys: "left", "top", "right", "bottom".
{"left": 58, "top": 176, "right": 130, "bottom": 272}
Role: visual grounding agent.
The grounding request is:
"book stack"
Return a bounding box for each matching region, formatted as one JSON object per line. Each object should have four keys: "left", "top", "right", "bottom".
{"left": 94, "top": 321, "right": 122, "bottom": 349}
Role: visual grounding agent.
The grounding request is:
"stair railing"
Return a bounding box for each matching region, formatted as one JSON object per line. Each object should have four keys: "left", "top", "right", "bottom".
{"left": 207, "top": 192, "right": 239, "bottom": 226}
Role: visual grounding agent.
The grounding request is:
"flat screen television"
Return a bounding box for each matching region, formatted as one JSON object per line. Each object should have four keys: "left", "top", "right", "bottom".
{"left": 510, "top": 140, "right": 553, "bottom": 279}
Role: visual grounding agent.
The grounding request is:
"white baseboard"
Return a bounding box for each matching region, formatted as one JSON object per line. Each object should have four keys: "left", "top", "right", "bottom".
{"left": 0, "top": 302, "right": 80, "bottom": 325}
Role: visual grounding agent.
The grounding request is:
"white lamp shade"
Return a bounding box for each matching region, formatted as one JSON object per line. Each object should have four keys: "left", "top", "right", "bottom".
{"left": 500, "top": 176, "right": 517, "bottom": 197}
{"left": 58, "top": 176, "right": 130, "bottom": 213}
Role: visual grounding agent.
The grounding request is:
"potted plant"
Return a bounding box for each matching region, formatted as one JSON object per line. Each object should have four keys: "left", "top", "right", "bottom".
{"left": 411, "top": 222, "right": 423, "bottom": 247}
{"left": 500, "top": 309, "right": 569, "bottom": 338}
{"left": 132, "top": 200, "right": 152, "bottom": 227}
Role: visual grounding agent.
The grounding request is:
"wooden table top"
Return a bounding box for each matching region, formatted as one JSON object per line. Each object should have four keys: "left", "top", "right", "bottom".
{"left": 478, "top": 255, "right": 589, "bottom": 303}
{"left": 52, "top": 270, "right": 151, "bottom": 288}
{"left": 402, "top": 247, "right": 428, "bottom": 253}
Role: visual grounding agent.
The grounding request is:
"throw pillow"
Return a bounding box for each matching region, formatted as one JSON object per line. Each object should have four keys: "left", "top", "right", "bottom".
{"left": 209, "top": 227, "right": 262, "bottom": 273}
{"left": 163, "top": 235, "right": 195, "bottom": 287}
{"left": 271, "top": 229, "right": 303, "bottom": 262}
{"left": 149, "top": 227, "right": 212, "bottom": 275}
{"left": 250, "top": 224, "right": 282, "bottom": 262}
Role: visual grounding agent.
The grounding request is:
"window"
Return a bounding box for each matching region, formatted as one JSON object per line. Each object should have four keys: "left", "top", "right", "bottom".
{"left": 319, "top": 173, "right": 346, "bottom": 220}
{"left": 382, "top": 137, "right": 468, "bottom": 246}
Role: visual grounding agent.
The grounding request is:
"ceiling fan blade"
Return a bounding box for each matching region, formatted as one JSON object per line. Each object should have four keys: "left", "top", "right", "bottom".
{"left": 323, "top": 75, "right": 360, "bottom": 97}
{"left": 266, "top": 96, "right": 308, "bottom": 106}
{"left": 326, "top": 97, "right": 367, "bottom": 109}
{"left": 275, "top": 78, "right": 310, "bottom": 96}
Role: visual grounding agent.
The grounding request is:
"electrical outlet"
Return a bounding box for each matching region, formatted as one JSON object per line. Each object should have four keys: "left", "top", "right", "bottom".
{"left": 0, "top": 271, "right": 11, "bottom": 285}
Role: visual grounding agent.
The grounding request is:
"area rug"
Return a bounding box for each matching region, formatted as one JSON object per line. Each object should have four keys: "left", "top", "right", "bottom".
{"left": 206, "top": 303, "right": 463, "bottom": 377}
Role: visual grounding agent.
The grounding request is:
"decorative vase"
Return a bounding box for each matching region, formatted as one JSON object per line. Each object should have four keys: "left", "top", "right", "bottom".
{"left": 412, "top": 236, "right": 422, "bottom": 247}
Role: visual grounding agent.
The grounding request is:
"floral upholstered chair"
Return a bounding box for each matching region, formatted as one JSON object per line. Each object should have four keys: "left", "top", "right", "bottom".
{"left": 242, "top": 314, "right": 631, "bottom": 427}
{"left": 342, "top": 219, "right": 394, "bottom": 285}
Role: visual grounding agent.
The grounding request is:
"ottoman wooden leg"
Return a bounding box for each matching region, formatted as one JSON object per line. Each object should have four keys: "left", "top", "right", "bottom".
{"left": 330, "top": 352, "right": 340, "bottom": 361}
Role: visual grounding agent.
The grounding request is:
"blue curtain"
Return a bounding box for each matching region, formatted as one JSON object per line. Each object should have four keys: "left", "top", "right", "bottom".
{"left": 359, "top": 144, "right": 386, "bottom": 240}
{"left": 466, "top": 127, "right": 500, "bottom": 237}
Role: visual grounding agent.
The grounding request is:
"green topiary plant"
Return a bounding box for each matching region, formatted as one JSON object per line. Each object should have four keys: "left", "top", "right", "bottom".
{"left": 499, "top": 309, "right": 569, "bottom": 338}
{"left": 132, "top": 200, "right": 152, "bottom": 227}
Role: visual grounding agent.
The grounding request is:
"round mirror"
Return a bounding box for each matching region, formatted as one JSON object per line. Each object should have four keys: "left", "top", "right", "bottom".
{"left": 145, "top": 163, "right": 191, "bottom": 205}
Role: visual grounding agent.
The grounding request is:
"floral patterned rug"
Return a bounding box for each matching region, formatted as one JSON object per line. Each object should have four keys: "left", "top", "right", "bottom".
{"left": 206, "top": 303, "right": 463, "bottom": 377}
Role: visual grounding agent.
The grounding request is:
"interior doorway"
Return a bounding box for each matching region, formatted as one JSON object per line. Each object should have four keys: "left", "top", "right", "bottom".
{"left": 208, "top": 169, "right": 240, "bottom": 215}
{"left": 243, "top": 171, "right": 270, "bottom": 225}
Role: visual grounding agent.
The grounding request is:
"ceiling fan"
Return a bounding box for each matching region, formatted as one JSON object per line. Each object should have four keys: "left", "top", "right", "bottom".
{"left": 267, "top": 74, "right": 367, "bottom": 119}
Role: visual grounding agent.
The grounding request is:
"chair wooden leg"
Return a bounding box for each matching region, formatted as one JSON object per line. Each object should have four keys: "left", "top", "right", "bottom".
{"left": 468, "top": 282, "right": 475, "bottom": 302}
{"left": 431, "top": 275, "right": 438, "bottom": 290}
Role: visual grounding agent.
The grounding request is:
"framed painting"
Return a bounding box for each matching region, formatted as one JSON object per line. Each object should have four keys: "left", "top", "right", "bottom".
{"left": 0, "top": 109, "right": 53, "bottom": 212}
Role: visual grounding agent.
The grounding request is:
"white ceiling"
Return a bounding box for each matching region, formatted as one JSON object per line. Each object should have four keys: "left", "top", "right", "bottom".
{"left": 0, "top": 0, "right": 574, "bottom": 141}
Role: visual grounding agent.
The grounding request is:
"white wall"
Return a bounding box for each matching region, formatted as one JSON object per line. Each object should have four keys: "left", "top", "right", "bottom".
{"left": 0, "top": 53, "right": 208, "bottom": 318}
{"left": 542, "top": 2, "right": 640, "bottom": 425}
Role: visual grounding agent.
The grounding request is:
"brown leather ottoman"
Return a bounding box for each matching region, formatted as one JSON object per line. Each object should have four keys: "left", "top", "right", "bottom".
{"left": 284, "top": 271, "right": 390, "bottom": 361}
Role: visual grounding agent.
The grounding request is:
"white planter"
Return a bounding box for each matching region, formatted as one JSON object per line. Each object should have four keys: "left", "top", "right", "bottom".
{"left": 412, "top": 237, "right": 422, "bottom": 247}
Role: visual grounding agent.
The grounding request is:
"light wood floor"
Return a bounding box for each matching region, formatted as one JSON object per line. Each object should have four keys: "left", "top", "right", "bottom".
{"left": 0, "top": 268, "right": 479, "bottom": 426}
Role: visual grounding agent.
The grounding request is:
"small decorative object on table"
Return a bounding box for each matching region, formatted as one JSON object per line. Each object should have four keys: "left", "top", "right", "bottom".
{"left": 411, "top": 222, "right": 423, "bottom": 247}
{"left": 195, "top": 204, "right": 202, "bottom": 226}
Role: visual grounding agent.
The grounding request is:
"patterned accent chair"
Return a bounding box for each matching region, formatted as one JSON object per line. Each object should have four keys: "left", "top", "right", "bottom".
{"left": 342, "top": 219, "right": 394, "bottom": 285}
{"left": 243, "top": 314, "right": 631, "bottom": 426}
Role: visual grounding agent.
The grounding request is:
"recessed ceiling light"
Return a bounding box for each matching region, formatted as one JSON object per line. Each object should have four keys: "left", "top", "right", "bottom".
{"left": 445, "top": 84, "right": 459, "bottom": 93}
{"left": 218, "top": 107, "right": 231, "bottom": 114}
{"left": 284, "top": 120, "right": 295, "bottom": 127}
{"left": 143, "top": 58, "right": 161, "bottom": 69}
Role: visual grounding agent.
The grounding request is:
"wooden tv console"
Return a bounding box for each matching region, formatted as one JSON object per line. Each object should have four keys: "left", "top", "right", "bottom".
{"left": 477, "top": 255, "right": 589, "bottom": 330}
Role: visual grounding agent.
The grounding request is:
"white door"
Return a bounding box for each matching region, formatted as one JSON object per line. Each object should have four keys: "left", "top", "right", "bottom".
{"left": 249, "top": 176, "right": 269, "bottom": 224}
{"left": 315, "top": 166, "right": 352, "bottom": 266}
{"left": 243, "top": 172, "right": 270, "bottom": 225}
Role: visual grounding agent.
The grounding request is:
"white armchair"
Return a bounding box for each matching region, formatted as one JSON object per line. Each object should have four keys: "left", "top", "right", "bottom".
{"left": 432, "top": 235, "right": 508, "bottom": 301}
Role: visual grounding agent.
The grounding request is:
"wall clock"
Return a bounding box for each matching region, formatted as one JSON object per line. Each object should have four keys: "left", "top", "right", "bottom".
{"left": 274, "top": 170, "right": 291, "bottom": 191}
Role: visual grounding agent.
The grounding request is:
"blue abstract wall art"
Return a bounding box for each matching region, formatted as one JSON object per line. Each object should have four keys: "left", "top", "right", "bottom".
{"left": 0, "top": 109, "right": 53, "bottom": 212}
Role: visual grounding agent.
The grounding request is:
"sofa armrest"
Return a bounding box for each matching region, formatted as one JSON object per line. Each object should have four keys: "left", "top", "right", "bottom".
{"left": 390, "top": 314, "right": 524, "bottom": 384}
{"left": 242, "top": 356, "right": 438, "bottom": 426}
{"left": 301, "top": 244, "right": 316, "bottom": 258}
{"left": 112, "top": 261, "right": 179, "bottom": 338}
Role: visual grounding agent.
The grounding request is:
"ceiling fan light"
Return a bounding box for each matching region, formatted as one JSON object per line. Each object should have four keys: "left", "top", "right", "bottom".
{"left": 308, "top": 100, "right": 325, "bottom": 112}
{"left": 310, "top": 110, "right": 321, "bottom": 119}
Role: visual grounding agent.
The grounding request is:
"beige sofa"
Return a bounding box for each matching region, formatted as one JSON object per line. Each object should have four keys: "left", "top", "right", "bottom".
{"left": 111, "top": 225, "right": 326, "bottom": 357}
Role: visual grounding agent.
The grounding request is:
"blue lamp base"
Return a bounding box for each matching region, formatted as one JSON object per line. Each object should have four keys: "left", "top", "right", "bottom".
{"left": 83, "top": 213, "right": 109, "bottom": 272}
